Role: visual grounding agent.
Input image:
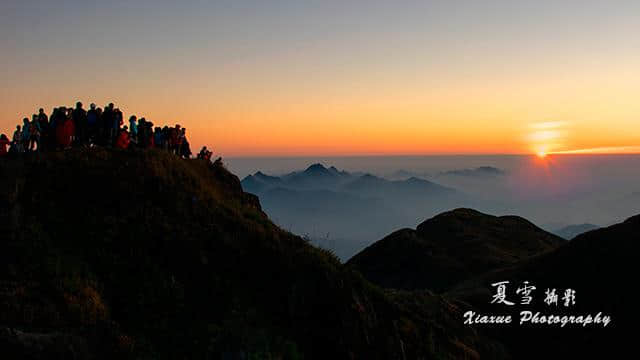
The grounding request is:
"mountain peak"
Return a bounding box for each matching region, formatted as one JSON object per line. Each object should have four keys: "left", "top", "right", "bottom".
{"left": 405, "top": 176, "right": 429, "bottom": 183}
{"left": 304, "top": 163, "right": 328, "bottom": 172}
{"left": 301, "top": 163, "right": 339, "bottom": 178}
{"left": 253, "top": 170, "right": 280, "bottom": 181}
{"left": 348, "top": 208, "right": 564, "bottom": 292}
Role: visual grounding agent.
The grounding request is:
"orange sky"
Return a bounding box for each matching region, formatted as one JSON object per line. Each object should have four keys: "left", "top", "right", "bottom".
{"left": 2, "top": 1, "right": 639, "bottom": 157}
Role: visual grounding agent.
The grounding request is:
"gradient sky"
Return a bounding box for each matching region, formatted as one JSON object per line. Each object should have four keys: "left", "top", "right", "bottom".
{"left": 2, "top": 0, "right": 639, "bottom": 156}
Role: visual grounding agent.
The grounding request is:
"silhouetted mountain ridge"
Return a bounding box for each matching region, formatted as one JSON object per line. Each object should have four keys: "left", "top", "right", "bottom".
{"left": 348, "top": 208, "right": 564, "bottom": 292}
{"left": 446, "top": 213, "right": 638, "bottom": 358}
{"left": 0, "top": 149, "right": 504, "bottom": 359}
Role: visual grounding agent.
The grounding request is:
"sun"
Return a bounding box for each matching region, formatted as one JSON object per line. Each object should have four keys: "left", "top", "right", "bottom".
{"left": 537, "top": 150, "right": 547, "bottom": 158}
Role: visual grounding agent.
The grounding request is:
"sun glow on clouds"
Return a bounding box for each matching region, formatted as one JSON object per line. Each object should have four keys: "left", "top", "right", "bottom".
{"left": 528, "top": 121, "right": 567, "bottom": 157}
{"left": 550, "top": 146, "right": 640, "bottom": 155}
{"left": 528, "top": 120, "right": 639, "bottom": 157}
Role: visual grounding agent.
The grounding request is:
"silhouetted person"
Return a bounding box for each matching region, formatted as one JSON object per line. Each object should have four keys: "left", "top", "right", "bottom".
{"left": 95, "top": 106, "right": 104, "bottom": 145}
{"left": 197, "top": 146, "right": 208, "bottom": 159}
{"left": 114, "top": 108, "right": 123, "bottom": 135}
{"left": 28, "top": 115, "right": 41, "bottom": 151}
{"left": 37, "top": 108, "right": 49, "bottom": 150}
{"left": 0, "top": 134, "right": 9, "bottom": 156}
{"left": 12, "top": 125, "right": 23, "bottom": 153}
{"left": 102, "top": 103, "right": 115, "bottom": 145}
{"left": 72, "top": 102, "right": 88, "bottom": 146}
{"left": 145, "top": 121, "right": 154, "bottom": 148}
{"left": 21, "top": 118, "right": 30, "bottom": 151}
{"left": 129, "top": 115, "right": 138, "bottom": 144}
{"left": 49, "top": 107, "right": 61, "bottom": 132}
{"left": 37, "top": 108, "right": 48, "bottom": 127}
{"left": 137, "top": 118, "right": 147, "bottom": 147}
{"left": 87, "top": 103, "right": 99, "bottom": 144}
{"left": 115, "top": 126, "right": 131, "bottom": 149}
{"left": 180, "top": 135, "right": 191, "bottom": 158}
{"left": 153, "top": 127, "right": 163, "bottom": 148}
{"left": 56, "top": 110, "right": 75, "bottom": 148}
{"left": 169, "top": 125, "right": 180, "bottom": 154}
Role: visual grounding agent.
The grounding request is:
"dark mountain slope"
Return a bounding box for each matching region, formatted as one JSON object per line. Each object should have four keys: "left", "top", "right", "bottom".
{"left": 0, "top": 149, "right": 505, "bottom": 359}
{"left": 347, "top": 208, "right": 564, "bottom": 292}
{"left": 448, "top": 214, "right": 639, "bottom": 358}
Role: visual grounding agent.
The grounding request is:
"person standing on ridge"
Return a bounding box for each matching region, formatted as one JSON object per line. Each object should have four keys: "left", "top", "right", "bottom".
{"left": 11, "top": 125, "right": 23, "bottom": 153}
{"left": 113, "top": 108, "right": 123, "bottom": 141}
{"left": 115, "top": 125, "right": 131, "bottom": 149}
{"left": 28, "top": 115, "right": 41, "bottom": 151}
{"left": 56, "top": 109, "right": 75, "bottom": 148}
{"left": 21, "top": 118, "right": 30, "bottom": 152}
{"left": 102, "top": 103, "right": 114, "bottom": 145}
{"left": 129, "top": 115, "right": 138, "bottom": 144}
{"left": 72, "top": 102, "right": 88, "bottom": 146}
{"left": 153, "top": 127, "right": 163, "bottom": 148}
{"left": 87, "top": 103, "right": 99, "bottom": 144}
{"left": 37, "top": 108, "right": 49, "bottom": 150}
{"left": 0, "top": 134, "right": 10, "bottom": 156}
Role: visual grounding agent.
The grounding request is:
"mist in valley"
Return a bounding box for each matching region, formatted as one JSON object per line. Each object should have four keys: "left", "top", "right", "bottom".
{"left": 228, "top": 155, "right": 640, "bottom": 260}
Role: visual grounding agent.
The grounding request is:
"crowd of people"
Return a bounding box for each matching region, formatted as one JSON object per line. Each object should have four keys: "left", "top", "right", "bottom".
{"left": 0, "top": 102, "right": 214, "bottom": 161}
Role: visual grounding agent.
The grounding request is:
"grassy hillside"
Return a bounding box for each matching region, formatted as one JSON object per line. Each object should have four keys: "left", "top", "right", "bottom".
{"left": 0, "top": 148, "right": 505, "bottom": 359}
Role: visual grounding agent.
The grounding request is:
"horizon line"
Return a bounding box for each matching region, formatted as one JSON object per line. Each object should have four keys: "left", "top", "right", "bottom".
{"left": 225, "top": 151, "right": 640, "bottom": 159}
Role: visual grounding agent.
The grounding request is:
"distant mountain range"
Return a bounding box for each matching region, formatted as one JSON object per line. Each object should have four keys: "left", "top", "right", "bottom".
{"left": 389, "top": 166, "right": 505, "bottom": 180}
{"left": 242, "top": 164, "right": 467, "bottom": 259}
{"left": 439, "top": 166, "right": 506, "bottom": 177}
{"left": 243, "top": 163, "right": 453, "bottom": 194}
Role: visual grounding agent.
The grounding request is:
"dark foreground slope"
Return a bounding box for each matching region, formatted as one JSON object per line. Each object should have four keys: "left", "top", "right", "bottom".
{"left": 347, "top": 209, "right": 563, "bottom": 292}
{"left": 448, "top": 215, "right": 638, "bottom": 358}
{"left": 0, "top": 149, "right": 505, "bottom": 359}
